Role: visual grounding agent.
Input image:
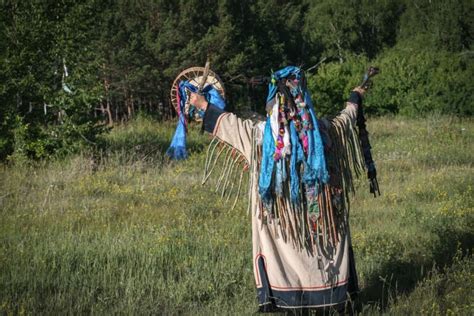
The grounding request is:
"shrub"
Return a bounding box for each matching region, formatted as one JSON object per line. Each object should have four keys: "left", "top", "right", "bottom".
{"left": 307, "top": 49, "right": 473, "bottom": 117}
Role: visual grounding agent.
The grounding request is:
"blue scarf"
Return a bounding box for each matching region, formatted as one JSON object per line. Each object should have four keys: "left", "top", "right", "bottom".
{"left": 258, "top": 66, "right": 328, "bottom": 209}
{"left": 166, "top": 81, "right": 226, "bottom": 160}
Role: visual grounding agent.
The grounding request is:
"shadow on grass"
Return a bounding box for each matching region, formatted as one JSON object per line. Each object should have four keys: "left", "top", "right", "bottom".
{"left": 358, "top": 224, "right": 474, "bottom": 311}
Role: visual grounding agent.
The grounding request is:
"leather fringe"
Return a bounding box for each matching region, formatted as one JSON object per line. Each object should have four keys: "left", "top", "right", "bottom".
{"left": 202, "top": 137, "right": 249, "bottom": 210}
{"left": 202, "top": 115, "right": 364, "bottom": 254}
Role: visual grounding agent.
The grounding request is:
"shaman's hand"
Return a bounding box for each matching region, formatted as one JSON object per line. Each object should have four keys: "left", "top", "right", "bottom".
{"left": 189, "top": 92, "right": 208, "bottom": 111}
{"left": 352, "top": 86, "right": 366, "bottom": 97}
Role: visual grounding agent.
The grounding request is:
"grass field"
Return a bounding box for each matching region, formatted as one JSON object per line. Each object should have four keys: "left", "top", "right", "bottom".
{"left": 1, "top": 115, "right": 473, "bottom": 315}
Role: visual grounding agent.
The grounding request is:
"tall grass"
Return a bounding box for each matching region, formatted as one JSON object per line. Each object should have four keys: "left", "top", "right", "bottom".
{"left": 1, "top": 115, "right": 473, "bottom": 315}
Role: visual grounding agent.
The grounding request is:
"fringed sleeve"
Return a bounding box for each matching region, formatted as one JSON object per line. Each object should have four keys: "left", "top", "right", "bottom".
{"left": 324, "top": 92, "right": 365, "bottom": 218}
{"left": 202, "top": 107, "right": 262, "bottom": 209}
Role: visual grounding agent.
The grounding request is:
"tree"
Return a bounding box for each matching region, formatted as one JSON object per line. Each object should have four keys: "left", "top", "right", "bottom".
{"left": 0, "top": 1, "right": 104, "bottom": 159}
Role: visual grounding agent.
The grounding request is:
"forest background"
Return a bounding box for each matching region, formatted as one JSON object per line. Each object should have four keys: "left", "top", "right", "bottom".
{"left": 0, "top": 0, "right": 473, "bottom": 160}
{"left": 1, "top": 1, "right": 473, "bottom": 314}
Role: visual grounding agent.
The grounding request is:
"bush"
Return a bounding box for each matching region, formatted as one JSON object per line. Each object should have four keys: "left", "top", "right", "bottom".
{"left": 5, "top": 88, "right": 105, "bottom": 162}
{"left": 307, "top": 49, "right": 473, "bottom": 117}
{"left": 366, "top": 48, "right": 474, "bottom": 116}
{"left": 307, "top": 54, "right": 369, "bottom": 117}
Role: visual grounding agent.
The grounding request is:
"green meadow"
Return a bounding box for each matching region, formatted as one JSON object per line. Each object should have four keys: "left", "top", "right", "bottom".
{"left": 1, "top": 116, "right": 473, "bottom": 315}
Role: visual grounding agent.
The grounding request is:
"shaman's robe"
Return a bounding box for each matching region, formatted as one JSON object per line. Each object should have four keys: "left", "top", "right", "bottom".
{"left": 202, "top": 92, "right": 364, "bottom": 311}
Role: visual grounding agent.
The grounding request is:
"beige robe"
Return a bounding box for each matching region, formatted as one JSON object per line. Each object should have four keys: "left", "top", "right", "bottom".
{"left": 208, "top": 103, "right": 361, "bottom": 310}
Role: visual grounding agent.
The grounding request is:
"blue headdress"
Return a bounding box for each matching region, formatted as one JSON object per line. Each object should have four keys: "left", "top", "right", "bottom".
{"left": 258, "top": 66, "right": 329, "bottom": 213}
{"left": 166, "top": 81, "right": 226, "bottom": 160}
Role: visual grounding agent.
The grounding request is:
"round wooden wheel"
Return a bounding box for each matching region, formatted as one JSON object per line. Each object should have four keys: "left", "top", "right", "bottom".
{"left": 170, "top": 66, "right": 225, "bottom": 114}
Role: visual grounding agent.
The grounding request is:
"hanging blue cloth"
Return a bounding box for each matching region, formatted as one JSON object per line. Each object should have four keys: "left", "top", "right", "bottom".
{"left": 258, "top": 116, "right": 275, "bottom": 207}
{"left": 289, "top": 120, "right": 304, "bottom": 203}
{"left": 167, "top": 80, "right": 226, "bottom": 160}
{"left": 275, "top": 159, "right": 288, "bottom": 197}
{"left": 166, "top": 110, "right": 188, "bottom": 160}
{"left": 305, "top": 88, "right": 329, "bottom": 183}
{"left": 258, "top": 66, "right": 329, "bottom": 209}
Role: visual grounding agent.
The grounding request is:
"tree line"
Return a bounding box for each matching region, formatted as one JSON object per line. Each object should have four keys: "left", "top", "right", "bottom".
{"left": 0, "top": 0, "right": 472, "bottom": 160}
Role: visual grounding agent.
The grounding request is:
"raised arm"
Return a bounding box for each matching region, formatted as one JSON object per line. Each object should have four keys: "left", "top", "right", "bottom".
{"left": 335, "top": 87, "right": 366, "bottom": 125}
{"left": 329, "top": 86, "right": 380, "bottom": 196}
{"left": 190, "top": 93, "right": 258, "bottom": 162}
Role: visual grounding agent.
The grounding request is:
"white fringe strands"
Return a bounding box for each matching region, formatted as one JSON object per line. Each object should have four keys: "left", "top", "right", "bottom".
{"left": 251, "top": 115, "right": 365, "bottom": 252}
{"left": 201, "top": 115, "right": 364, "bottom": 253}
{"left": 202, "top": 137, "right": 249, "bottom": 210}
{"left": 328, "top": 114, "right": 365, "bottom": 216}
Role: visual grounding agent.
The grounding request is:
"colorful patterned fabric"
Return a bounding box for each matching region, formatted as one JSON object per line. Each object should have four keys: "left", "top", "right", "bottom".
{"left": 259, "top": 66, "right": 328, "bottom": 213}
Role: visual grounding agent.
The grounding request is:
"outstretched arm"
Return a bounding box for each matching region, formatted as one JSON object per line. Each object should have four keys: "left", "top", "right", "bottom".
{"left": 190, "top": 93, "right": 257, "bottom": 162}
{"left": 331, "top": 86, "right": 379, "bottom": 196}
{"left": 335, "top": 87, "right": 366, "bottom": 125}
